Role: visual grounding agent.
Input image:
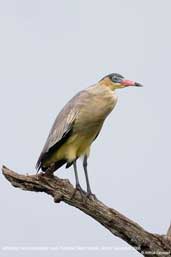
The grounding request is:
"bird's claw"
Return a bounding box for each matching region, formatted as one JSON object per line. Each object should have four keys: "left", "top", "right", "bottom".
{"left": 86, "top": 192, "right": 97, "bottom": 201}
{"left": 70, "top": 184, "right": 86, "bottom": 201}
{"left": 70, "top": 185, "right": 97, "bottom": 202}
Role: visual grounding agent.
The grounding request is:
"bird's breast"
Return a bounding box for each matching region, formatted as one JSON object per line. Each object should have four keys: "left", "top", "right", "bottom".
{"left": 74, "top": 90, "right": 117, "bottom": 132}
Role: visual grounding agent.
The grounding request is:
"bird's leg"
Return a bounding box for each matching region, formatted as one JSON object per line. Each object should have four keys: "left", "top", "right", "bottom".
{"left": 83, "top": 156, "right": 96, "bottom": 200}
{"left": 71, "top": 161, "right": 86, "bottom": 200}
{"left": 83, "top": 156, "right": 91, "bottom": 193}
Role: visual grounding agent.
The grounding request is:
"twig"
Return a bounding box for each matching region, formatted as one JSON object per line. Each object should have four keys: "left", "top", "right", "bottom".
{"left": 2, "top": 165, "right": 171, "bottom": 257}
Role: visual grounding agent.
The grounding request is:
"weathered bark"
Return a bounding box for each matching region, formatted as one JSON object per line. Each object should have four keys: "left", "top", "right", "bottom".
{"left": 2, "top": 165, "right": 171, "bottom": 257}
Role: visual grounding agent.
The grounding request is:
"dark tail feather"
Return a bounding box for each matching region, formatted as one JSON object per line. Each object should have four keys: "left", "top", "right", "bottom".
{"left": 35, "top": 152, "right": 45, "bottom": 173}
{"left": 66, "top": 162, "right": 73, "bottom": 169}
{"left": 41, "top": 159, "right": 67, "bottom": 172}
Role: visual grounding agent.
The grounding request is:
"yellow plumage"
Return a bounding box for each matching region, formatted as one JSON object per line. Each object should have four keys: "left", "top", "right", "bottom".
{"left": 44, "top": 133, "right": 94, "bottom": 166}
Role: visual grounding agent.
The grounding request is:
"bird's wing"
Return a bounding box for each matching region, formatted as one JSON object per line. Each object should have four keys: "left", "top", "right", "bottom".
{"left": 36, "top": 90, "right": 88, "bottom": 170}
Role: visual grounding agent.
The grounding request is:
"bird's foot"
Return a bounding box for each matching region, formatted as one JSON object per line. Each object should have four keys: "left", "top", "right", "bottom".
{"left": 70, "top": 184, "right": 86, "bottom": 201}
{"left": 70, "top": 185, "right": 97, "bottom": 202}
{"left": 86, "top": 191, "right": 97, "bottom": 201}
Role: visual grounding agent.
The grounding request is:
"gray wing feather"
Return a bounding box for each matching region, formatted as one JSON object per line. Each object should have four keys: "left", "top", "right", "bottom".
{"left": 43, "top": 99, "right": 79, "bottom": 152}
{"left": 36, "top": 90, "right": 88, "bottom": 169}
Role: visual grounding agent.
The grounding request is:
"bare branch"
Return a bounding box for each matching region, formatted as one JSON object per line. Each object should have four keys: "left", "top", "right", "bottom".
{"left": 163, "top": 223, "right": 171, "bottom": 243}
{"left": 2, "top": 165, "right": 171, "bottom": 257}
{"left": 167, "top": 223, "right": 171, "bottom": 238}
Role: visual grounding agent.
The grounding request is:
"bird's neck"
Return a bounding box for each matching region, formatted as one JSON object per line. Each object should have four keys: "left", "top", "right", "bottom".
{"left": 98, "top": 77, "right": 116, "bottom": 91}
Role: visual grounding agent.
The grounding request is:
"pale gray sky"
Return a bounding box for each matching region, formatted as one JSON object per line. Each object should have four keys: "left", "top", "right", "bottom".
{"left": 1, "top": 1, "right": 171, "bottom": 257}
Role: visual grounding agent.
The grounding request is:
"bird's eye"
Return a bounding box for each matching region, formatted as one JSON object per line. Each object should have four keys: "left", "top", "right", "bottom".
{"left": 112, "top": 76, "right": 121, "bottom": 83}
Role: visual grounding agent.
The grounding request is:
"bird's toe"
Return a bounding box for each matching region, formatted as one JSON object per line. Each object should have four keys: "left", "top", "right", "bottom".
{"left": 70, "top": 184, "right": 86, "bottom": 200}
{"left": 86, "top": 192, "right": 97, "bottom": 201}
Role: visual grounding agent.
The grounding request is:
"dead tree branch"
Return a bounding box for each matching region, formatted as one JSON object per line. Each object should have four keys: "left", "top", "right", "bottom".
{"left": 2, "top": 165, "right": 171, "bottom": 257}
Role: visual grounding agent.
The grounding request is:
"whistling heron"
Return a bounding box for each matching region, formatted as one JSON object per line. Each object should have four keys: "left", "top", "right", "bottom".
{"left": 36, "top": 73, "right": 142, "bottom": 198}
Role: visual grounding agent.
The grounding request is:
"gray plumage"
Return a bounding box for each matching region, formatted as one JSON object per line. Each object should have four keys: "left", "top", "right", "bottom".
{"left": 36, "top": 86, "right": 117, "bottom": 171}
{"left": 36, "top": 73, "right": 142, "bottom": 198}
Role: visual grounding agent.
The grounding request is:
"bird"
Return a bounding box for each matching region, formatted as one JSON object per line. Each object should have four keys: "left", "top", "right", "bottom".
{"left": 36, "top": 73, "right": 142, "bottom": 199}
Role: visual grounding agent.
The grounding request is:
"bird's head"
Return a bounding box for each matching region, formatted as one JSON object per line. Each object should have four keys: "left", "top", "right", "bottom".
{"left": 99, "top": 73, "right": 143, "bottom": 90}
